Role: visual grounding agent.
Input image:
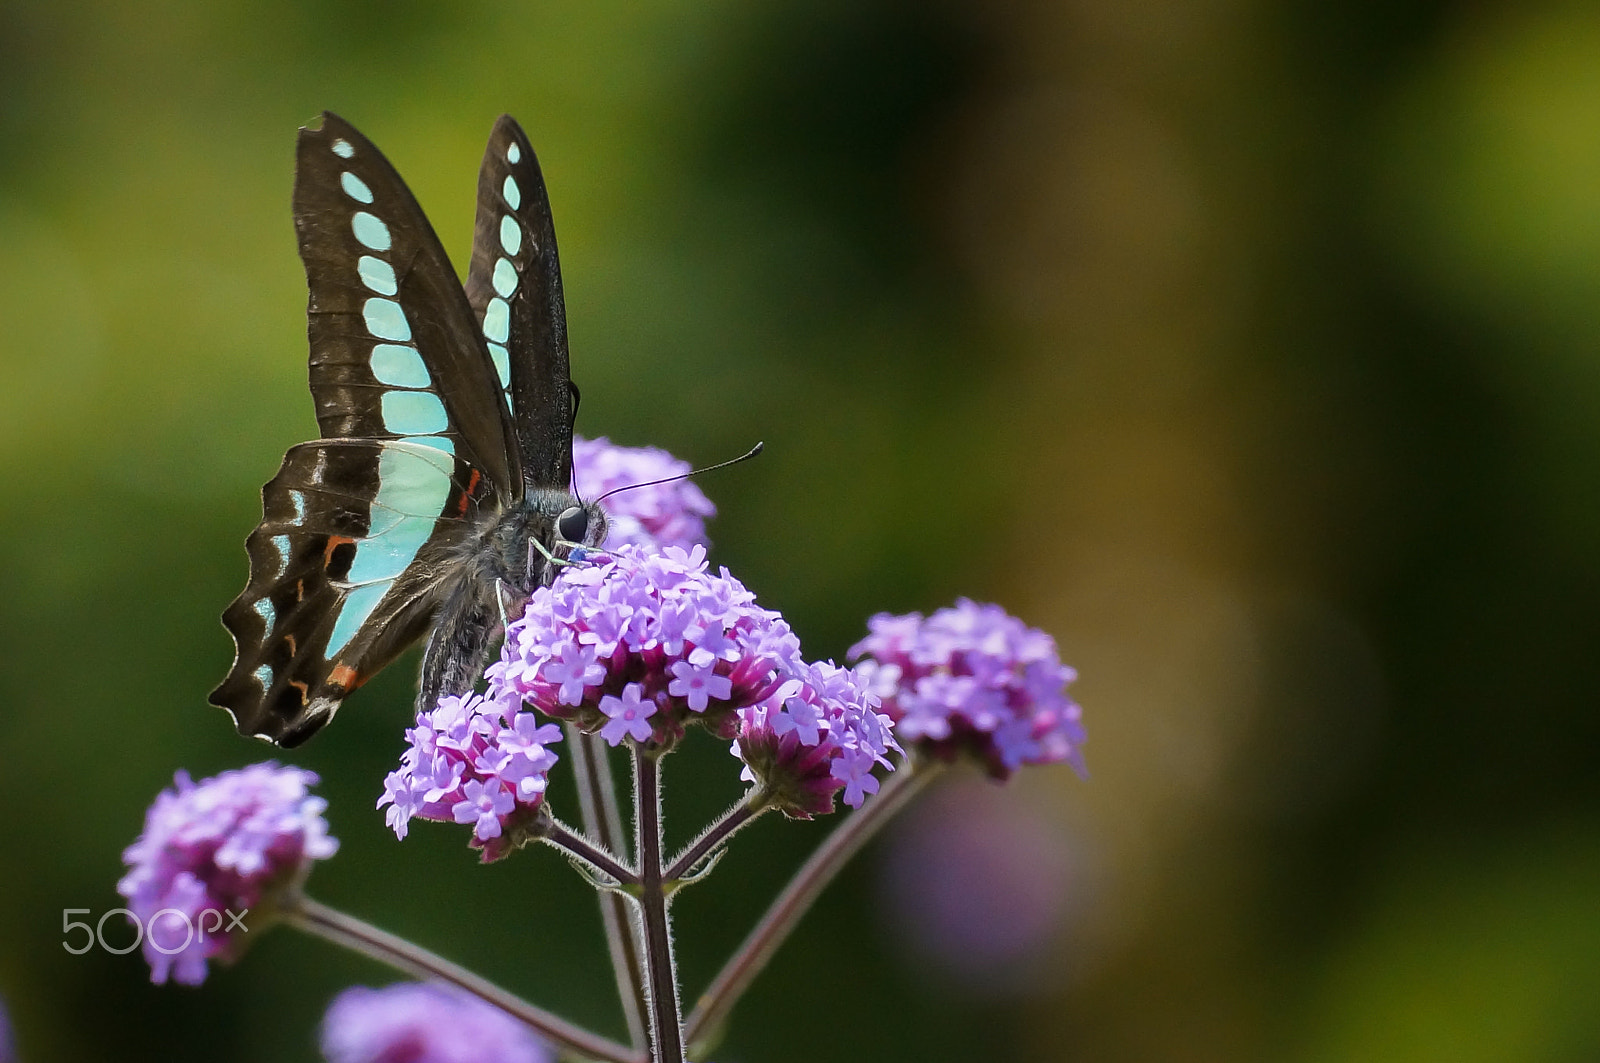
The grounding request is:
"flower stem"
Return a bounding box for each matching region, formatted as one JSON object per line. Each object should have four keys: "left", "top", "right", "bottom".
{"left": 633, "top": 746, "right": 685, "bottom": 1063}
{"left": 683, "top": 761, "right": 940, "bottom": 1052}
{"left": 664, "top": 796, "right": 763, "bottom": 883}
{"left": 568, "top": 724, "right": 650, "bottom": 1049}
{"left": 280, "top": 891, "right": 643, "bottom": 1063}
{"left": 543, "top": 814, "right": 639, "bottom": 885}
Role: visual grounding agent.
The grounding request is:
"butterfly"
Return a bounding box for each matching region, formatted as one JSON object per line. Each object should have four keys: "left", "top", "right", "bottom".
{"left": 211, "top": 113, "right": 608, "bottom": 747}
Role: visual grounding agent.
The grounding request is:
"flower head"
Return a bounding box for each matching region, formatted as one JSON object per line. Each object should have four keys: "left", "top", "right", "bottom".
{"left": 117, "top": 762, "right": 338, "bottom": 985}
{"left": 733, "top": 659, "right": 900, "bottom": 817}
{"left": 849, "top": 599, "right": 1085, "bottom": 778}
{"left": 320, "top": 982, "right": 553, "bottom": 1063}
{"left": 488, "top": 543, "right": 898, "bottom": 815}
{"left": 572, "top": 435, "right": 715, "bottom": 551}
{"left": 379, "top": 693, "right": 562, "bottom": 862}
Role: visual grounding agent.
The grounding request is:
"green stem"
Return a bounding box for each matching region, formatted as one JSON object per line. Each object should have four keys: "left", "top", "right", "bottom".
{"left": 566, "top": 724, "right": 650, "bottom": 1050}
{"left": 633, "top": 746, "right": 685, "bottom": 1063}
{"left": 664, "top": 796, "right": 763, "bottom": 883}
{"left": 543, "top": 815, "right": 638, "bottom": 885}
{"left": 683, "top": 762, "right": 939, "bottom": 1052}
{"left": 280, "top": 892, "right": 643, "bottom": 1063}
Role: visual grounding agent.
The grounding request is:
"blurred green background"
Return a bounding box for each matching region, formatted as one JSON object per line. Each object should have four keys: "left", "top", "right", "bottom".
{"left": 4, "top": 0, "right": 1600, "bottom": 1059}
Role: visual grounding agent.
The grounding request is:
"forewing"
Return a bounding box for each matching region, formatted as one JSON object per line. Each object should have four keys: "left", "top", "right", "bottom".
{"left": 296, "top": 111, "right": 522, "bottom": 494}
{"left": 464, "top": 114, "right": 574, "bottom": 491}
{"left": 210, "top": 439, "right": 497, "bottom": 747}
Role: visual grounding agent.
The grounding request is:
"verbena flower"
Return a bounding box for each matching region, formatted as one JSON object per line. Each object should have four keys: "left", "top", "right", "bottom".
{"left": 849, "top": 599, "right": 1086, "bottom": 778}
{"left": 572, "top": 435, "right": 714, "bottom": 551}
{"left": 379, "top": 693, "right": 562, "bottom": 862}
{"left": 732, "top": 658, "right": 899, "bottom": 817}
{"left": 488, "top": 543, "right": 898, "bottom": 816}
{"left": 117, "top": 763, "right": 338, "bottom": 985}
{"left": 320, "top": 982, "right": 552, "bottom": 1063}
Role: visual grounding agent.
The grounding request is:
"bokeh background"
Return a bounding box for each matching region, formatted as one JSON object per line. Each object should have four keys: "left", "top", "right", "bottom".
{"left": 3, "top": 0, "right": 1600, "bottom": 1059}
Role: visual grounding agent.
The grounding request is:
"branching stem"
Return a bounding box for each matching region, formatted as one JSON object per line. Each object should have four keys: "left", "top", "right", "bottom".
{"left": 543, "top": 814, "right": 639, "bottom": 885}
{"left": 683, "top": 761, "right": 940, "bottom": 1051}
{"left": 280, "top": 891, "right": 644, "bottom": 1063}
{"left": 664, "top": 797, "right": 763, "bottom": 883}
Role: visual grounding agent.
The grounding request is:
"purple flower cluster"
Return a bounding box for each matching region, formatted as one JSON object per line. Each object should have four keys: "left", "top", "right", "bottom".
{"left": 117, "top": 763, "right": 338, "bottom": 985}
{"left": 849, "top": 599, "right": 1086, "bottom": 779}
{"left": 321, "top": 983, "right": 552, "bottom": 1063}
{"left": 488, "top": 543, "right": 898, "bottom": 816}
{"left": 733, "top": 658, "right": 900, "bottom": 817}
{"left": 379, "top": 693, "right": 563, "bottom": 862}
{"left": 572, "top": 435, "right": 715, "bottom": 551}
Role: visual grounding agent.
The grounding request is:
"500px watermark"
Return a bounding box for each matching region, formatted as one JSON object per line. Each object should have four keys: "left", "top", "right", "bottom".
{"left": 62, "top": 908, "right": 248, "bottom": 955}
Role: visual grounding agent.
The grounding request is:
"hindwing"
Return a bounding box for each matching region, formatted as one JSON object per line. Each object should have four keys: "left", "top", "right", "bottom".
{"left": 213, "top": 439, "right": 497, "bottom": 746}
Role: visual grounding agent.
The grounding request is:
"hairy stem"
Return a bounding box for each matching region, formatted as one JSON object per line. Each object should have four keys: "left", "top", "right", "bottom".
{"left": 633, "top": 746, "right": 684, "bottom": 1063}
{"left": 567, "top": 725, "right": 650, "bottom": 1049}
{"left": 664, "top": 797, "right": 763, "bottom": 883}
{"left": 281, "top": 892, "right": 643, "bottom": 1063}
{"left": 684, "top": 762, "right": 939, "bottom": 1051}
{"left": 543, "top": 815, "right": 639, "bottom": 885}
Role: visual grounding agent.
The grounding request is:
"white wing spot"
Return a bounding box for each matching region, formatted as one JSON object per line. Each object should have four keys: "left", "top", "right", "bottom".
{"left": 499, "top": 215, "right": 521, "bottom": 256}
{"left": 341, "top": 171, "right": 374, "bottom": 204}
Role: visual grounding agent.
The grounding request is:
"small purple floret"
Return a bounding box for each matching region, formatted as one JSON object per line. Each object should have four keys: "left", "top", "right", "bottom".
{"left": 572, "top": 435, "right": 715, "bottom": 551}
{"left": 320, "top": 982, "right": 553, "bottom": 1063}
{"left": 849, "top": 598, "right": 1086, "bottom": 778}
{"left": 117, "top": 762, "right": 338, "bottom": 985}
{"left": 599, "top": 683, "right": 657, "bottom": 745}
{"left": 380, "top": 693, "right": 562, "bottom": 862}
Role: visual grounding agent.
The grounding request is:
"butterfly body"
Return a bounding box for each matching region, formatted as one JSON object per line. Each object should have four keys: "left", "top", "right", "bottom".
{"left": 211, "top": 113, "right": 604, "bottom": 747}
{"left": 419, "top": 486, "right": 608, "bottom": 708}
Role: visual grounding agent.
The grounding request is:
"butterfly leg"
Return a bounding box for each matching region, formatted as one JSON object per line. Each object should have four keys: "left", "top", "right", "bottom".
{"left": 528, "top": 535, "right": 610, "bottom": 577}
{"left": 527, "top": 536, "right": 584, "bottom": 580}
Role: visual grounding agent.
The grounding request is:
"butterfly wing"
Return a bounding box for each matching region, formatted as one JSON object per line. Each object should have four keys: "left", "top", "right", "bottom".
{"left": 464, "top": 115, "right": 575, "bottom": 492}
{"left": 212, "top": 439, "right": 496, "bottom": 746}
{"left": 296, "top": 112, "right": 521, "bottom": 490}
{"left": 212, "top": 112, "right": 515, "bottom": 745}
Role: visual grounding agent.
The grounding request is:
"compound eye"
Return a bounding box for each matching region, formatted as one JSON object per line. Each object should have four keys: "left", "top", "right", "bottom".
{"left": 557, "top": 506, "right": 589, "bottom": 544}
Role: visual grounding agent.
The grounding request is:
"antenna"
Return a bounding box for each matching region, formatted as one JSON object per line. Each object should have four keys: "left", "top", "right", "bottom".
{"left": 594, "top": 441, "right": 765, "bottom": 506}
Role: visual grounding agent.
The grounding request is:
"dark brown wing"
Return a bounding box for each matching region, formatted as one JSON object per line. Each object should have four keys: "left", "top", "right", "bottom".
{"left": 463, "top": 114, "right": 574, "bottom": 492}
{"left": 296, "top": 112, "right": 522, "bottom": 494}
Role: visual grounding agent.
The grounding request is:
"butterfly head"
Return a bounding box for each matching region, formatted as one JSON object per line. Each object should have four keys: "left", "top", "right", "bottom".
{"left": 556, "top": 504, "right": 596, "bottom": 548}
{"left": 498, "top": 489, "right": 609, "bottom": 593}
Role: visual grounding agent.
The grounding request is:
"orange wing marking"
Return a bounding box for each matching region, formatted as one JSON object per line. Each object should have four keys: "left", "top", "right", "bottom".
{"left": 452, "top": 469, "right": 482, "bottom": 517}
{"left": 323, "top": 535, "right": 355, "bottom": 568}
{"left": 328, "top": 663, "right": 366, "bottom": 691}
